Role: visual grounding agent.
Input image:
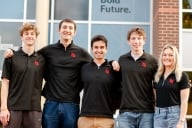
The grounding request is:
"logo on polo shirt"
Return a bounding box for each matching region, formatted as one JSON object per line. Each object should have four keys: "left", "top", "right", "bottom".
{"left": 104, "top": 68, "right": 110, "bottom": 74}
{"left": 70, "top": 52, "right": 76, "bottom": 58}
{"left": 140, "top": 61, "right": 147, "bottom": 68}
{"left": 34, "top": 60, "right": 40, "bottom": 66}
{"left": 168, "top": 78, "right": 175, "bottom": 85}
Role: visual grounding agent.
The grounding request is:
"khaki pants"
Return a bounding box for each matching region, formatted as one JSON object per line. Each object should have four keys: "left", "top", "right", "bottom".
{"left": 78, "top": 116, "right": 114, "bottom": 128}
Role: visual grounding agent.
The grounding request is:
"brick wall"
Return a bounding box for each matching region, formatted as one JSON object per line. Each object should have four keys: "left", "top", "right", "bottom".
{"left": 153, "top": 0, "right": 179, "bottom": 58}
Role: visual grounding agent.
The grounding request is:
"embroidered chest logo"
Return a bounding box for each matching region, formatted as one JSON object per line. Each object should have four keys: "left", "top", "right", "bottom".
{"left": 140, "top": 61, "right": 147, "bottom": 68}
{"left": 34, "top": 60, "right": 40, "bottom": 66}
{"left": 168, "top": 78, "right": 175, "bottom": 85}
{"left": 104, "top": 69, "right": 110, "bottom": 74}
{"left": 70, "top": 52, "right": 76, "bottom": 58}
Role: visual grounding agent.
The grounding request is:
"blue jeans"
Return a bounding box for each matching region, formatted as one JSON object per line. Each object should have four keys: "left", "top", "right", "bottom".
{"left": 154, "top": 105, "right": 187, "bottom": 128}
{"left": 115, "top": 112, "right": 154, "bottom": 128}
{"left": 42, "top": 100, "right": 79, "bottom": 128}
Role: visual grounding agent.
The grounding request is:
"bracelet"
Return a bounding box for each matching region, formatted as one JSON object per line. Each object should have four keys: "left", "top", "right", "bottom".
{"left": 0, "top": 108, "right": 8, "bottom": 112}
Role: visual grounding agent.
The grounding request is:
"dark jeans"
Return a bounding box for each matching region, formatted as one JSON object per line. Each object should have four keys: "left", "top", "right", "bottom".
{"left": 42, "top": 100, "right": 79, "bottom": 128}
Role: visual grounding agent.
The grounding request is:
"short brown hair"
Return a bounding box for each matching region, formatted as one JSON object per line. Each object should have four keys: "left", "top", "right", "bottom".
{"left": 91, "top": 35, "right": 108, "bottom": 48}
{"left": 19, "top": 22, "right": 40, "bottom": 37}
{"left": 127, "top": 27, "right": 146, "bottom": 40}
{"left": 59, "top": 18, "right": 77, "bottom": 31}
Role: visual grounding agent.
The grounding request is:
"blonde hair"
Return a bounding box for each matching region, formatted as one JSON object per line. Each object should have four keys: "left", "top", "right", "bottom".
{"left": 19, "top": 22, "right": 40, "bottom": 37}
{"left": 155, "top": 44, "right": 182, "bottom": 82}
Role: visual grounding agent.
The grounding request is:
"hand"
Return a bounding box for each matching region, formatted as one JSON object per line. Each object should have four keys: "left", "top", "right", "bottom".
{"left": 176, "top": 121, "right": 185, "bottom": 128}
{"left": 0, "top": 109, "right": 10, "bottom": 126}
{"left": 112, "top": 61, "right": 120, "bottom": 71}
{"left": 4, "top": 49, "right": 14, "bottom": 58}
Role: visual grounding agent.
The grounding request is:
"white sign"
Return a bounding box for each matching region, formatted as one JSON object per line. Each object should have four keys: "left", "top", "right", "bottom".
{"left": 0, "top": 44, "right": 14, "bottom": 50}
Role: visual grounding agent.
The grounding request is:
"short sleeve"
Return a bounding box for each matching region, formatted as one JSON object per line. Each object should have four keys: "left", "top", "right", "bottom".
{"left": 179, "top": 72, "right": 191, "bottom": 90}
{"left": 1, "top": 58, "right": 12, "bottom": 80}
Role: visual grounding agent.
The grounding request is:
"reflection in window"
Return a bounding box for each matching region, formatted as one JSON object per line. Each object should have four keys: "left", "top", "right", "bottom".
{"left": 183, "top": 0, "right": 192, "bottom": 9}
{"left": 183, "top": 13, "right": 192, "bottom": 28}
{"left": 92, "top": 0, "right": 150, "bottom": 22}
{"left": 0, "top": 22, "right": 22, "bottom": 46}
{"left": 54, "top": 0, "right": 88, "bottom": 20}
{"left": 27, "top": 0, "right": 36, "bottom": 19}
{"left": 183, "top": 0, "right": 192, "bottom": 29}
{"left": 52, "top": 23, "right": 88, "bottom": 50}
{"left": 0, "top": 0, "right": 24, "bottom": 19}
{"left": 0, "top": 22, "right": 22, "bottom": 70}
{"left": 91, "top": 24, "right": 150, "bottom": 60}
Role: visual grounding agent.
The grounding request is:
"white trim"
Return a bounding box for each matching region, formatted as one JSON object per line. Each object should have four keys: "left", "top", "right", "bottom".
{"left": 86, "top": 21, "right": 150, "bottom": 25}
{"left": 183, "top": 29, "right": 192, "bottom": 32}
{"left": 23, "top": 0, "right": 27, "bottom": 22}
{"left": 48, "top": 20, "right": 150, "bottom": 25}
{"left": 87, "top": 0, "right": 92, "bottom": 53}
{"left": 0, "top": 19, "right": 35, "bottom": 22}
{"left": 179, "top": 0, "right": 183, "bottom": 70}
{"left": 182, "top": 9, "right": 192, "bottom": 12}
{"left": 150, "top": 0, "right": 153, "bottom": 54}
{"left": 49, "top": 0, "right": 55, "bottom": 44}
{"left": 180, "top": 0, "right": 192, "bottom": 71}
{"left": 186, "top": 115, "right": 192, "bottom": 119}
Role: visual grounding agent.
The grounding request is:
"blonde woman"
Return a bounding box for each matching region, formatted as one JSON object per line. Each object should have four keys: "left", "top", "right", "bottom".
{"left": 154, "top": 44, "right": 191, "bottom": 128}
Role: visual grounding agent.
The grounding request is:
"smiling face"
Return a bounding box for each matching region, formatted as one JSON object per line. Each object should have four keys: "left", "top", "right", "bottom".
{"left": 19, "top": 23, "right": 39, "bottom": 47}
{"left": 162, "top": 47, "right": 175, "bottom": 68}
{"left": 21, "top": 29, "right": 37, "bottom": 46}
{"left": 91, "top": 40, "right": 107, "bottom": 61}
{"left": 58, "top": 22, "right": 76, "bottom": 42}
{"left": 128, "top": 32, "right": 145, "bottom": 53}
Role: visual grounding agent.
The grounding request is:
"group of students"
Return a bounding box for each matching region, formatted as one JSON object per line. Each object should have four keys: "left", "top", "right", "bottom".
{"left": 0, "top": 18, "right": 191, "bottom": 128}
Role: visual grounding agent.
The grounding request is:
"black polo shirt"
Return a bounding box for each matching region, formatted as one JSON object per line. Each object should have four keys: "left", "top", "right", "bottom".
{"left": 119, "top": 51, "right": 158, "bottom": 113}
{"left": 1, "top": 48, "right": 45, "bottom": 111}
{"left": 154, "top": 72, "right": 190, "bottom": 107}
{"left": 39, "top": 40, "right": 92, "bottom": 103}
{"left": 80, "top": 60, "right": 121, "bottom": 118}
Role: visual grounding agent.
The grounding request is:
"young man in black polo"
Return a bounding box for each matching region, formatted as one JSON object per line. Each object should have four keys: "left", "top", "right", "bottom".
{"left": 0, "top": 23, "right": 45, "bottom": 128}
{"left": 78, "top": 35, "right": 121, "bottom": 128}
{"left": 115, "top": 28, "right": 158, "bottom": 128}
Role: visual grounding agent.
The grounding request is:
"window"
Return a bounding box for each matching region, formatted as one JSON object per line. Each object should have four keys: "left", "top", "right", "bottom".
{"left": 183, "top": 0, "right": 192, "bottom": 28}
{"left": 54, "top": 0, "right": 88, "bottom": 20}
{"left": 0, "top": 0, "right": 152, "bottom": 75}
{"left": 0, "top": 0, "right": 36, "bottom": 73}
{"left": 92, "top": 0, "right": 150, "bottom": 22}
{"left": 181, "top": 0, "right": 192, "bottom": 71}
{"left": 50, "top": 0, "right": 152, "bottom": 60}
{"left": 0, "top": 0, "right": 24, "bottom": 19}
